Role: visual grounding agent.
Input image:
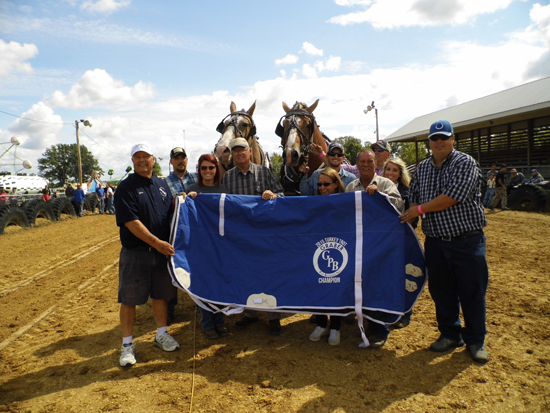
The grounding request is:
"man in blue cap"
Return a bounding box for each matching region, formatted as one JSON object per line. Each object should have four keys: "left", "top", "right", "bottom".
{"left": 400, "top": 120, "right": 490, "bottom": 364}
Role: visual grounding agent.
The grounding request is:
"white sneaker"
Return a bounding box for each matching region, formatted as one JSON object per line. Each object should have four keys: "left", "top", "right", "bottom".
{"left": 120, "top": 343, "right": 136, "bottom": 367}
{"left": 154, "top": 332, "right": 180, "bottom": 352}
{"left": 309, "top": 326, "right": 329, "bottom": 342}
{"left": 328, "top": 329, "right": 341, "bottom": 345}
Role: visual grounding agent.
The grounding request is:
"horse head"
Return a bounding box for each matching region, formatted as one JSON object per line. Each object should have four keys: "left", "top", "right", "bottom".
{"left": 276, "top": 99, "right": 319, "bottom": 167}
{"left": 214, "top": 101, "right": 256, "bottom": 167}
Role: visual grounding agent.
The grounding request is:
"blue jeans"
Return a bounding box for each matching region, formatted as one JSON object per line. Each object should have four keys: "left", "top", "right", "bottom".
{"left": 483, "top": 188, "right": 495, "bottom": 206}
{"left": 97, "top": 197, "right": 105, "bottom": 213}
{"left": 425, "top": 232, "right": 489, "bottom": 346}
{"left": 199, "top": 306, "right": 225, "bottom": 331}
{"left": 106, "top": 197, "right": 115, "bottom": 214}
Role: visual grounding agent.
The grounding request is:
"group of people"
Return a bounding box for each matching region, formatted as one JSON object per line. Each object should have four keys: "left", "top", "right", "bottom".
{"left": 484, "top": 164, "right": 545, "bottom": 209}
{"left": 114, "top": 119, "right": 491, "bottom": 368}
{"left": 95, "top": 182, "right": 116, "bottom": 215}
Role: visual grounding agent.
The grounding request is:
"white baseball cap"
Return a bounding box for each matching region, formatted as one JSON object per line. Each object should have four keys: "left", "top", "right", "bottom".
{"left": 131, "top": 143, "right": 153, "bottom": 157}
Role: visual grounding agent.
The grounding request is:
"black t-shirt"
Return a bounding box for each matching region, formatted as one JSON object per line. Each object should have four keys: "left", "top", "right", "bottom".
{"left": 114, "top": 173, "right": 174, "bottom": 249}
{"left": 495, "top": 171, "right": 506, "bottom": 188}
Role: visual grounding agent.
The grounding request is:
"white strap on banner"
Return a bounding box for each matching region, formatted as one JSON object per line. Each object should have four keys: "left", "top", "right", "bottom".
{"left": 219, "top": 193, "right": 226, "bottom": 237}
{"left": 354, "top": 191, "right": 370, "bottom": 348}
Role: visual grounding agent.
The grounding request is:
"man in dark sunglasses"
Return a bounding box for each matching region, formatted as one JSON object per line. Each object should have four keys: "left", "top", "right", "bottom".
{"left": 299, "top": 142, "right": 356, "bottom": 195}
{"left": 400, "top": 120, "right": 490, "bottom": 364}
{"left": 371, "top": 140, "right": 392, "bottom": 176}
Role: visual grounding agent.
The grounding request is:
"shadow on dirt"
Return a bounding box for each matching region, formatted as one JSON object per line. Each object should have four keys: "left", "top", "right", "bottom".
{"left": 0, "top": 299, "right": 472, "bottom": 412}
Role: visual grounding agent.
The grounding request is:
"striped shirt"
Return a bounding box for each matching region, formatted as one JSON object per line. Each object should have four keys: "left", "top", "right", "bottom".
{"left": 164, "top": 171, "right": 198, "bottom": 197}
{"left": 222, "top": 163, "right": 284, "bottom": 196}
{"left": 409, "top": 150, "right": 487, "bottom": 238}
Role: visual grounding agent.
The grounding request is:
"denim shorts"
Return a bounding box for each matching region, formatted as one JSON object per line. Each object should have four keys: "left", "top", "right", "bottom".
{"left": 118, "top": 247, "right": 177, "bottom": 306}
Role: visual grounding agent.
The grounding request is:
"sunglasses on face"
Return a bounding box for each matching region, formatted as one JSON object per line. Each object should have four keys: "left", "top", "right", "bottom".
{"left": 200, "top": 165, "right": 216, "bottom": 171}
{"left": 429, "top": 134, "right": 452, "bottom": 142}
{"left": 317, "top": 181, "right": 336, "bottom": 187}
{"left": 327, "top": 152, "right": 345, "bottom": 157}
{"left": 372, "top": 148, "right": 387, "bottom": 153}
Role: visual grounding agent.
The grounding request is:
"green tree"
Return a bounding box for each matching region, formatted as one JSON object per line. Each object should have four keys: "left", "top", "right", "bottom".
{"left": 38, "top": 143, "right": 103, "bottom": 186}
{"left": 391, "top": 141, "right": 429, "bottom": 166}
{"left": 152, "top": 161, "right": 162, "bottom": 177}
{"left": 333, "top": 136, "right": 368, "bottom": 165}
{"left": 269, "top": 153, "right": 283, "bottom": 179}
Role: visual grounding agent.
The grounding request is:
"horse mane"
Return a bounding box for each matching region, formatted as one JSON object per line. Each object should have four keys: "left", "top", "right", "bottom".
{"left": 292, "top": 101, "right": 307, "bottom": 110}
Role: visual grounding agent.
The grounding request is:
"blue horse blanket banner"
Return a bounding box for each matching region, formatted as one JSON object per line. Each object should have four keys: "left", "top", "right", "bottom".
{"left": 168, "top": 191, "right": 426, "bottom": 345}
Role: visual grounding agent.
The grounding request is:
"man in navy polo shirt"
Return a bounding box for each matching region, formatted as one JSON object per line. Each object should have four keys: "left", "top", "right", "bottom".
{"left": 400, "top": 120, "right": 490, "bottom": 364}
{"left": 114, "top": 143, "right": 180, "bottom": 367}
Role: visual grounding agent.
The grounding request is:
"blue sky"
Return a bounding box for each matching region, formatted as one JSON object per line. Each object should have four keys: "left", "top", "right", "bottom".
{"left": 1, "top": 0, "right": 549, "bottom": 180}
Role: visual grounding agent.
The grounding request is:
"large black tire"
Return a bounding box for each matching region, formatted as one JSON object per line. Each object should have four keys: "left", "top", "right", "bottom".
{"left": 22, "top": 199, "right": 57, "bottom": 226}
{"left": 51, "top": 197, "right": 76, "bottom": 220}
{"left": 0, "top": 204, "right": 29, "bottom": 235}
{"left": 84, "top": 192, "right": 97, "bottom": 213}
{"left": 508, "top": 184, "right": 550, "bottom": 212}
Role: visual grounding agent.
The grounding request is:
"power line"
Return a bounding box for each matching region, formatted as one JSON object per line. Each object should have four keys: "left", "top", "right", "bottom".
{"left": 78, "top": 128, "right": 114, "bottom": 153}
{"left": 0, "top": 109, "right": 73, "bottom": 125}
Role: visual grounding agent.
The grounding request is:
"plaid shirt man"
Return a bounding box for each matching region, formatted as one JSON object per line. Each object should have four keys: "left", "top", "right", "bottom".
{"left": 222, "top": 163, "right": 283, "bottom": 197}
{"left": 409, "top": 149, "right": 487, "bottom": 238}
{"left": 164, "top": 171, "right": 198, "bottom": 197}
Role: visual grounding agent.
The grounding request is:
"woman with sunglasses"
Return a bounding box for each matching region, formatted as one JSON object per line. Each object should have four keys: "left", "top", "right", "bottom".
{"left": 309, "top": 168, "right": 346, "bottom": 345}
{"left": 186, "top": 154, "right": 229, "bottom": 339}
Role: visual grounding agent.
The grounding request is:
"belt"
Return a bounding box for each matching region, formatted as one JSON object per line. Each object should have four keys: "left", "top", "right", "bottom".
{"left": 431, "top": 229, "right": 483, "bottom": 242}
{"left": 127, "top": 246, "right": 156, "bottom": 252}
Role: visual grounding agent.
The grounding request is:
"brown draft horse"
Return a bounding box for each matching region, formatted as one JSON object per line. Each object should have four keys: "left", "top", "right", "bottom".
{"left": 214, "top": 101, "right": 267, "bottom": 178}
{"left": 275, "top": 100, "right": 329, "bottom": 195}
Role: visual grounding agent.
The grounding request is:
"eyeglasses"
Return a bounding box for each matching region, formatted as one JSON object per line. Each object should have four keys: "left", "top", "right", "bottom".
{"left": 200, "top": 165, "right": 216, "bottom": 171}
{"left": 317, "top": 181, "right": 336, "bottom": 187}
{"left": 372, "top": 148, "right": 387, "bottom": 153}
{"left": 327, "top": 152, "right": 345, "bottom": 157}
{"left": 429, "top": 135, "right": 452, "bottom": 142}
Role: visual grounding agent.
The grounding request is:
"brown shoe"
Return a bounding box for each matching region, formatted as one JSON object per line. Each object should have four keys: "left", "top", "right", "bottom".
{"left": 269, "top": 319, "right": 282, "bottom": 336}
{"left": 204, "top": 329, "right": 219, "bottom": 339}
{"left": 215, "top": 326, "right": 230, "bottom": 337}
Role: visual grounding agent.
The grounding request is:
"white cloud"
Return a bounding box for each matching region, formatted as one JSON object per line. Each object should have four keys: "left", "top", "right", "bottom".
{"left": 48, "top": 69, "right": 155, "bottom": 109}
{"left": 302, "top": 64, "right": 318, "bottom": 78}
{"left": 81, "top": 0, "right": 131, "bottom": 14}
{"left": 0, "top": 16, "right": 225, "bottom": 53}
{"left": 524, "top": 3, "right": 550, "bottom": 78}
{"left": 315, "top": 56, "right": 342, "bottom": 72}
{"left": 8, "top": 102, "right": 64, "bottom": 150}
{"left": 0, "top": 39, "right": 37, "bottom": 79}
{"left": 302, "top": 42, "right": 323, "bottom": 56}
{"left": 275, "top": 54, "right": 299, "bottom": 65}
{"left": 329, "top": 0, "right": 516, "bottom": 28}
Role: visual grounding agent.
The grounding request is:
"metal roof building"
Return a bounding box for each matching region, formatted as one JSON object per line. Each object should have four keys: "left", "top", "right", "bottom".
{"left": 386, "top": 76, "right": 550, "bottom": 172}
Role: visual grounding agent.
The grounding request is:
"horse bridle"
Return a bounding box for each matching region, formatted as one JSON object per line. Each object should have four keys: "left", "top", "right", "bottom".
{"left": 216, "top": 111, "right": 257, "bottom": 142}
{"left": 275, "top": 109, "right": 317, "bottom": 169}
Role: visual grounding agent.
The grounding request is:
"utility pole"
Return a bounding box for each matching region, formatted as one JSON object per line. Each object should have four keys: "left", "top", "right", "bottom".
{"left": 75, "top": 120, "right": 92, "bottom": 187}
{"left": 363, "top": 101, "right": 379, "bottom": 141}
{"left": 75, "top": 121, "right": 83, "bottom": 186}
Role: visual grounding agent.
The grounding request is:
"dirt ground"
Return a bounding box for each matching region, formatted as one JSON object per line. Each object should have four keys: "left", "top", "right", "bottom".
{"left": 0, "top": 209, "right": 549, "bottom": 413}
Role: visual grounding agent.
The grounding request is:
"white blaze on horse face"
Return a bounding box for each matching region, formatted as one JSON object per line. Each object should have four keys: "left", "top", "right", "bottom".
{"left": 215, "top": 127, "right": 234, "bottom": 159}
{"left": 285, "top": 128, "right": 302, "bottom": 166}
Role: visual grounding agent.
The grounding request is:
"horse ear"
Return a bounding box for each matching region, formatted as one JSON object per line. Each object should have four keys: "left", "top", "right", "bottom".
{"left": 230, "top": 101, "right": 237, "bottom": 113}
{"left": 307, "top": 99, "right": 319, "bottom": 114}
{"left": 247, "top": 101, "right": 256, "bottom": 116}
{"left": 282, "top": 102, "right": 291, "bottom": 113}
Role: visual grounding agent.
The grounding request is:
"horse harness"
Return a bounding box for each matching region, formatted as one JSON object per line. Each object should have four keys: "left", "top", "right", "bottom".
{"left": 216, "top": 111, "right": 257, "bottom": 142}
{"left": 275, "top": 109, "right": 316, "bottom": 158}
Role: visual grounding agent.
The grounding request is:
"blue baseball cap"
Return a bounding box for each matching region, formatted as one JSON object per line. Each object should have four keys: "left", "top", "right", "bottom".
{"left": 428, "top": 120, "right": 454, "bottom": 139}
